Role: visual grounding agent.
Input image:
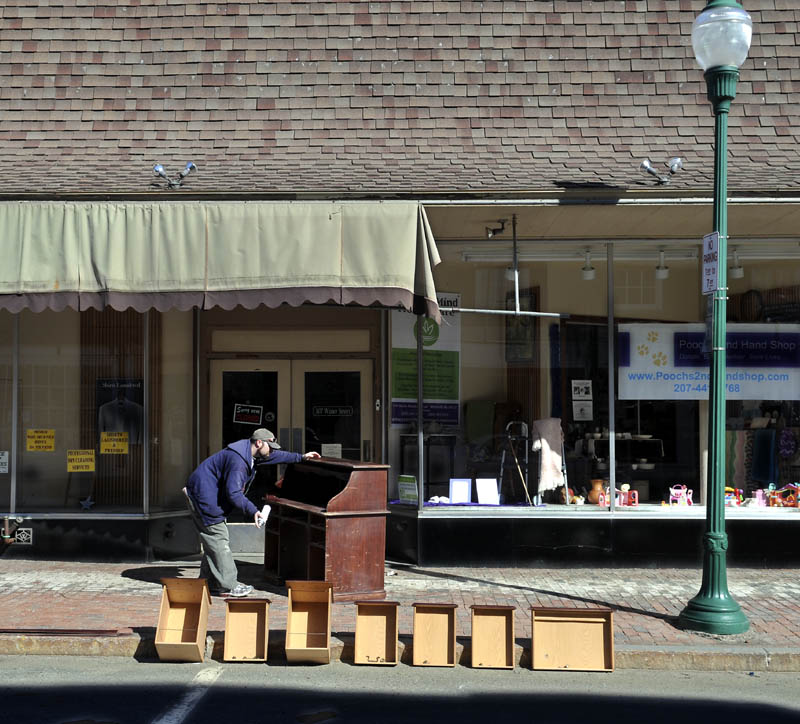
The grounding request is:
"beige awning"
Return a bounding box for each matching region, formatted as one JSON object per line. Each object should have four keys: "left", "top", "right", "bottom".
{"left": 0, "top": 200, "right": 441, "bottom": 321}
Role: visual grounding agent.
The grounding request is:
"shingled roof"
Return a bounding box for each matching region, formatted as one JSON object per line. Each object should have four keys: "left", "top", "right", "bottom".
{"left": 1, "top": 1, "right": 798, "bottom": 197}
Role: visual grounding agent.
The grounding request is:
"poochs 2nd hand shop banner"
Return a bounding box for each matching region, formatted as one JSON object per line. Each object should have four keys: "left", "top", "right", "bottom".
{"left": 618, "top": 323, "right": 800, "bottom": 401}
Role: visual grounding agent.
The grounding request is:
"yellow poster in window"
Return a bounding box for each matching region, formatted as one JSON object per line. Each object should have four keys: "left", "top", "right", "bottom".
{"left": 26, "top": 429, "right": 55, "bottom": 451}
{"left": 100, "top": 431, "right": 129, "bottom": 455}
{"left": 67, "top": 449, "right": 96, "bottom": 472}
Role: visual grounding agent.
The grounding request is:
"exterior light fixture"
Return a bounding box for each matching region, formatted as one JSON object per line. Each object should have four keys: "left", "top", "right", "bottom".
{"left": 679, "top": 0, "right": 752, "bottom": 637}
{"left": 639, "top": 157, "right": 684, "bottom": 185}
{"left": 486, "top": 219, "right": 507, "bottom": 239}
{"left": 152, "top": 162, "right": 197, "bottom": 189}
{"left": 729, "top": 249, "right": 745, "bottom": 279}
{"left": 655, "top": 249, "right": 670, "bottom": 280}
{"left": 581, "top": 249, "right": 596, "bottom": 281}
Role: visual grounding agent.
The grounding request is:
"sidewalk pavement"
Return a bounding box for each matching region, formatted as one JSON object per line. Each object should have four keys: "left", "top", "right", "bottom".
{"left": 1, "top": 551, "right": 799, "bottom": 671}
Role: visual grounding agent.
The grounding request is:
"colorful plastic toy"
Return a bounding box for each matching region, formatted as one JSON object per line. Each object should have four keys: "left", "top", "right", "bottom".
{"left": 769, "top": 483, "right": 799, "bottom": 508}
{"left": 669, "top": 484, "right": 693, "bottom": 506}
{"left": 724, "top": 487, "right": 744, "bottom": 506}
{"left": 597, "top": 487, "right": 638, "bottom": 507}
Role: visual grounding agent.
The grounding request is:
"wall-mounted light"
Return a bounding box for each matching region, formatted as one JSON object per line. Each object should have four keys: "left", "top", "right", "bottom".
{"left": 486, "top": 219, "right": 507, "bottom": 239}
{"left": 639, "top": 157, "right": 683, "bottom": 185}
{"left": 655, "top": 248, "right": 670, "bottom": 280}
{"left": 152, "top": 162, "right": 197, "bottom": 189}
{"left": 581, "top": 249, "right": 596, "bottom": 281}
{"left": 729, "top": 248, "right": 744, "bottom": 279}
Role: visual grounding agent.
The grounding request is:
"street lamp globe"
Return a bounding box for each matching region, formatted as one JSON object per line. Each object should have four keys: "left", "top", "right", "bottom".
{"left": 692, "top": 3, "right": 752, "bottom": 71}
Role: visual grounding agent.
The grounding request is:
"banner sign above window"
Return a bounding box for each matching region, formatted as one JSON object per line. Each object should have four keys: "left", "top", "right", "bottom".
{"left": 618, "top": 323, "right": 800, "bottom": 401}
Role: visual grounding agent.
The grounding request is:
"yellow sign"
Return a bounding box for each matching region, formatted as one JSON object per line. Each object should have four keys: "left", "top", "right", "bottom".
{"left": 26, "top": 429, "right": 55, "bottom": 452}
{"left": 67, "top": 449, "right": 95, "bottom": 473}
{"left": 100, "top": 431, "right": 129, "bottom": 455}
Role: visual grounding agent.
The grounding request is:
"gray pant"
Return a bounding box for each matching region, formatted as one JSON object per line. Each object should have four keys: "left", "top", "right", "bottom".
{"left": 183, "top": 487, "right": 239, "bottom": 592}
{"left": 196, "top": 520, "right": 239, "bottom": 592}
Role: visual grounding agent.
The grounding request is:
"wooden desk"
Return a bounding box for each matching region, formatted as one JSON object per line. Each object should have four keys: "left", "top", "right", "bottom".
{"left": 263, "top": 457, "right": 389, "bottom": 602}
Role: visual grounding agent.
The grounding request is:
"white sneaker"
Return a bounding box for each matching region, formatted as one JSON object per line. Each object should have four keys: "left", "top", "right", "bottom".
{"left": 221, "top": 583, "right": 253, "bottom": 598}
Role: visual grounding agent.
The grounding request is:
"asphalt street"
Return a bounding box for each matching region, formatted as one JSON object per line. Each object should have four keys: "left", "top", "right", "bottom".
{"left": 2, "top": 656, "right": 800, "bottom": 724}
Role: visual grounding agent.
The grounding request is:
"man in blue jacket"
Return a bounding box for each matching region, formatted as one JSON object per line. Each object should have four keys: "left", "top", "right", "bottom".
{"left": 184, "top": 428, "right": 320, "bottom": 597}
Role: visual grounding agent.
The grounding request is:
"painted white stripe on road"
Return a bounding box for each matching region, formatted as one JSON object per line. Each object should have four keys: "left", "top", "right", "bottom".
{"left": 150, "top": 667, "right": 222, "bottom": 724}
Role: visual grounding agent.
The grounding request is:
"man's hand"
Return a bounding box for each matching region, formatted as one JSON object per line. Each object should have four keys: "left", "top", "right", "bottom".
{"left": 275, "top": 477, "right": 283, "bottom": 489}
{"left": 302, "top": 452, "right": 321, "bottom": 460}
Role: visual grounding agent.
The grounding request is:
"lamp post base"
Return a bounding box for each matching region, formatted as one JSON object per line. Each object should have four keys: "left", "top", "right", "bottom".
{"left": 679, "top": 595, "right": 749, "bottom": 635}
{"left": 679, "top": 536, "right": 749, "bottom": 634}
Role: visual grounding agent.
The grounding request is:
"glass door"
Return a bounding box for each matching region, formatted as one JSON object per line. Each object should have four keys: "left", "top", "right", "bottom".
{"left": 209, "top": 360, "right": 291, "bottom": 518}
{"left": 291, "top": 360, "right": 374, "bottom": 462}
{"left": 210, "top": 357, "right": 374, "bottom": 463}
{"left": 209, "top": 359, "right": 291, "bottom": 452}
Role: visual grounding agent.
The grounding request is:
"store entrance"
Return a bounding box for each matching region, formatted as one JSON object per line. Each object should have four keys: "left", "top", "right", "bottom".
{"left": 209, "top": 358, "right": 374, "bottom": 516}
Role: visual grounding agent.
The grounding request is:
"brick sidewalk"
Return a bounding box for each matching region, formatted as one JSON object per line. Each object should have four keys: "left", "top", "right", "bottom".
{"left": 1, "top": 556, "right": 799, "bottom": 669}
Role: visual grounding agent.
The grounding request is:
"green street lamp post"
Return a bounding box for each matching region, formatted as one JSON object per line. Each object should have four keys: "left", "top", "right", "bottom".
{"left": 679, "top": 1, "right": 753, "bottom": 635}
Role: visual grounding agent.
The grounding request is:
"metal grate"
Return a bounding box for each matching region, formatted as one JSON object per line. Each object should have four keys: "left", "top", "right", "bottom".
{"left": 13, "top": 528, "right": 33, "bottom": 545}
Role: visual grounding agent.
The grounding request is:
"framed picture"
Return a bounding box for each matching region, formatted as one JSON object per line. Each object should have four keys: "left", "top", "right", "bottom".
{"left": 505, "top": 287, "right": 539, "bottom": 363}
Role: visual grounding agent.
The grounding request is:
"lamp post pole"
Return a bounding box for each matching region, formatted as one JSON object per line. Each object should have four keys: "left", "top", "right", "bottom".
{"left": 679, "top": 0, "right": 752, "bottom": 635}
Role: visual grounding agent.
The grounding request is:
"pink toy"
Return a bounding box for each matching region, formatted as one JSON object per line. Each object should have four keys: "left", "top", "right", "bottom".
{"left": 755, "top": 489, "right": 767, "bottom": 506}
{"left": 669, "top": 484, "right": 693, "bottom": 506}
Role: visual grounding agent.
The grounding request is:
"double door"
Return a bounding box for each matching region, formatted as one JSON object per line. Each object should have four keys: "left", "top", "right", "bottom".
{"left": 209, "top": 358, "right": 374, "bottom": 461}
{"left": 209, "top": 358, "right": 374, "bottom": 518}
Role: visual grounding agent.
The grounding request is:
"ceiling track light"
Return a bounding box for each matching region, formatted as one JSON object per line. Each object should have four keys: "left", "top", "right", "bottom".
{"left": 152, "top": 162, "right": 197, "bottom": 189}
{"left": 729, "top": 248, "right": 745, "bottom": 279}
{"left": 485, "top": 219, "right": 507, "bottom": 239}
{"left": 581, "top": 249, "right": 596, "bottom": 281}
{"left": 639, "top": 157, "right": 683, "bottom": 185}
{"left": 655, "top": 248, "right": 670, "bottom": 280}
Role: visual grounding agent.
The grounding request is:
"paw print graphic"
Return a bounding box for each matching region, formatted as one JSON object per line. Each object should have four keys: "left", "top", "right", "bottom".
{"left": 647, "top": 331, "right": 659, "bottom": 343}
{"left": 637, "top": 344, "right": 649, "bottom": 356}
{"left": 652, "top": 352, "right": 668, "bottom": 367}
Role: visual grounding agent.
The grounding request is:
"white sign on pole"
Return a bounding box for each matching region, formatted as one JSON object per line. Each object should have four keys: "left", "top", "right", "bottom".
{"left": 702, "top": 231, "right": 719, "bottom": 295}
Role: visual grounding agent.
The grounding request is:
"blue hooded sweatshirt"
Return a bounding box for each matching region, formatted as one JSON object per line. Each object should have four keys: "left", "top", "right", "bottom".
{"left": 186, "top": 438, "right": 302, "bottom": 527}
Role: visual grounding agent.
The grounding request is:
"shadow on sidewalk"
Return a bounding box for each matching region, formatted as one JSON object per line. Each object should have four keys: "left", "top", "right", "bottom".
{"left": 121, "top": 565, "right": 195, "bottom": 585}
{"left": 404, "top": 568, "right": 680, "bottom": 626}
{"left": 120, "top": 560, "right": 287, "bottom": 597}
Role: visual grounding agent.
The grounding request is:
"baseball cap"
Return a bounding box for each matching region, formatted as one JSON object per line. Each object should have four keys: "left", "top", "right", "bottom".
{"left": 251, "top": 428, "right": 281, "bottom": 450}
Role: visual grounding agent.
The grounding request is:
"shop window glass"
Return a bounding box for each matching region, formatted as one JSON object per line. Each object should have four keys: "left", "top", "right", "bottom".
{"left": 388, "top": 253, "right": 609, "bottom": 508}
{"left": 0, "top": 311, "right": 12, "bottom": 510}
{"left": 18, "top": 309, "right": 89, "bottom": 511}
{"left": 151, "top": 310, "right": 194, "bottom": 511}
{"left": 725, "top": 261, "right": 800, "bottom": 506}
{"left": 613, "top": 257, "right": 702, "bottom": 506}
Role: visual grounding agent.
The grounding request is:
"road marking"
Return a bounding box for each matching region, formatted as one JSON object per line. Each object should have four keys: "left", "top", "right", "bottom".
{"left": 150, "top": 667, "right": 222, "bottom": 724}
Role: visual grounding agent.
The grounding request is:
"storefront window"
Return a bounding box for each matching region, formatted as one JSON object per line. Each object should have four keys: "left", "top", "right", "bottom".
{"left": 150, "top": 310, "right": 194, "bottom": 511}
{"left": 17, "top": 309, "right": 87, "bottom": 511}
{"left": 612, "top": 253, "right": 703, "bottom": 506}
{"left": 391, "top": 239, "right": 800, "bottom": 514}
{"left": 0, "top": 311, "right": 12, "bottom": 510}
{"left": 724, "top": 257, "right": 800, "bottom": 507}
{"left": 389, "top": 250, "right": 610, "bottom": 508}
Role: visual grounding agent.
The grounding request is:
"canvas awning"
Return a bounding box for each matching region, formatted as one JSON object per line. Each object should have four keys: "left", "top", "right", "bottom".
{"left": 0, "top": 200, "right": 441, "bottom": 321}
